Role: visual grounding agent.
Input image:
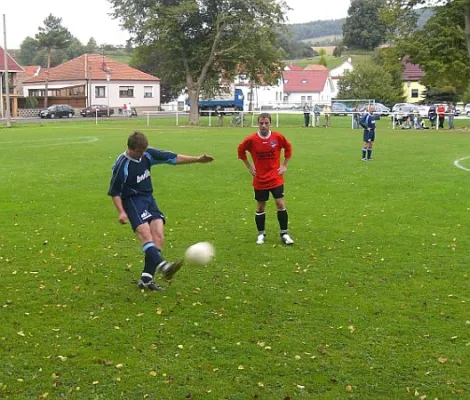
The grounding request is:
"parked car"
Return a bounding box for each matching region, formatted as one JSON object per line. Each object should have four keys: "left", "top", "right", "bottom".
{"left": 358, "top": 102, "right": 390, "bottom": 115}
{"left": 80, "top": 105, "right": 114, "bottom": 117}
{"left": 331, "top": 102, "right": 353, "bottom": 115}
{"left": 463, "top": 103, "right": 470, "bottom": 116}
{"left": 39, "top": 104, "right": 75, "bottom": 119}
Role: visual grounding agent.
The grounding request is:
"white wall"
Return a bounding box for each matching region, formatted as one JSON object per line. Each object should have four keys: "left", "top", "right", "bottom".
{"left": 23, "top": 79, "right": 161, "bottom": 109}
{"left": 92, "top": 80, "right": 160, "bottom": 109}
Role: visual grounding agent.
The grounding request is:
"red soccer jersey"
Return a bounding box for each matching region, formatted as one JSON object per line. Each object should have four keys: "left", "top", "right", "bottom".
{"left": 237, "top": 131, "right": 292, "bottom": 190}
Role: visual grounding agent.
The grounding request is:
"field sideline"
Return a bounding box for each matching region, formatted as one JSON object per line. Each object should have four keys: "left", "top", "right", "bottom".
{"left": 1, "top": 116, "right": 469, "bottom": 399}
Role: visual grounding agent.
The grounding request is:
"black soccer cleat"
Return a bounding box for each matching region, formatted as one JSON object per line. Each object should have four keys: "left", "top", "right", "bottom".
{"left": 137, "top": 279, "right": 165, "bottom": 291}
{"left": 161, "top": 259, "right": 184, "bottom": 281}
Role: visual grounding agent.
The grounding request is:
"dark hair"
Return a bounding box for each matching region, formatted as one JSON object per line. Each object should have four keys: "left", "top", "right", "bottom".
{"left": 127, "top": 131, "right": 148, "bottom": 150}
{"left": 258, "top": 112, "right": 272, "bottom": 123}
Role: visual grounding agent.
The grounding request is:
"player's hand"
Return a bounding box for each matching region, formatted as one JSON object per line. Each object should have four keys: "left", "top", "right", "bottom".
{"left": 119, "top": 212, "right": 128, "bottom": 224}
{"left": 249, "top": 165, "right": 256, "bottom": 176}
{"left": 198, "top": 154, "right": 214, "bottom": 163}
{"left": 278, "top": 165, "right": 287, "bottom": 175}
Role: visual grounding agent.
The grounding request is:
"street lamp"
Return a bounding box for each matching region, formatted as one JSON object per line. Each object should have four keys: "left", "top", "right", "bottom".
{"left": 106, "top": 73, "right": 110, "bottom": 117}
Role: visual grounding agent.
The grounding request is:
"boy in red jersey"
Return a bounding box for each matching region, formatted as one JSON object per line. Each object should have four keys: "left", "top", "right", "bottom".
{"left": 237, "top": 113, "right": 294, "bottom": 245}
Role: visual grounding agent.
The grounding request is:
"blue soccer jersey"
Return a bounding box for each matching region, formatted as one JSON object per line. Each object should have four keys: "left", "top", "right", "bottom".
{"left": 108, "top": 148, "right": 177, "bottom": 199}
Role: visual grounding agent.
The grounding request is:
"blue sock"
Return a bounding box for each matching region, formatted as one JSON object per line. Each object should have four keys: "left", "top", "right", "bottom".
{"left": 142, "top": 242, "right": 164, "bottom": 279}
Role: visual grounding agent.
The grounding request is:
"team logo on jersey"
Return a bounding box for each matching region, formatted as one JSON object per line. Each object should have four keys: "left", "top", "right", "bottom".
{"left": 141, "top": 210, "right": 152, "bottom": 220}
{"left": 137, "top": 169, "right": 150, "bottom": 183}
{"left": 270, "top": 141, "right": 277, "bottom": 148}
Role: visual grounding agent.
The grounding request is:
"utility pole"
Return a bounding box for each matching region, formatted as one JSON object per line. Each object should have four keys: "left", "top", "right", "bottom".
{"left": 3, "top": 14, "right": 11, "bottom": 127}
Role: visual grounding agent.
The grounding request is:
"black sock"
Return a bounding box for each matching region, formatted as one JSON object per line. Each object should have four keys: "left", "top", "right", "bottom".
{"left": 367, "top": 149, "right": 372, "bottom": 159}
{"left": 362, "top": 148, "right": 367, "bottom": 158}
{"left": 277, "top": 209, "right": 288, "bottom": 231}
{"left": 255, "top": 212, "right": 266, "bottom": 233}
{"left": 142, "top": 242, "right": 163, "bottom": 278}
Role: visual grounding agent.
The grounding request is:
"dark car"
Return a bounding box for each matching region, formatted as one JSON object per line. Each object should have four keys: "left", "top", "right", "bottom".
{"left": 80, "top": 105, "right": 114, "bottom": 117}
{"left": 39, "top": 104, "right": 75, "bottom": 119}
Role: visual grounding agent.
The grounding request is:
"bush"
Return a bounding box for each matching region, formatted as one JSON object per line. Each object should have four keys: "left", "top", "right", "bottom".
{"left": 25, "top": 96, "right": 39, "bottom": 109}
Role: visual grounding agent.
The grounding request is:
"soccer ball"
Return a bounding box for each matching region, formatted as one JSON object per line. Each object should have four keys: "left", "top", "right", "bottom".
{"left": 185, "top": 242, "right": 215, "bottom": 265}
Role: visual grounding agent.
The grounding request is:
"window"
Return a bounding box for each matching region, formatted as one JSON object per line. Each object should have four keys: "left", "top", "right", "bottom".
{"left": 301, "top": 96, "right": 306, "bottom": 102}
{"left": 144, "top": 86, "right": 153, "bottom": 98}
{"left": 307, "top": 96, "right": 312, "bottom": 102}
{"left": 95, "top": 86, "right": 106, "bottom": 98}
{"left": 119, "top": 86, "right": 134, "bottom": 98}
{"left": 411, "top": 89, "right": 419, "bottom": 98}
{"left": 275, "top": 92, "right": 278, "bottom": 101}
{"left": 247, "top": 92, "right": 253, "bottom": 101}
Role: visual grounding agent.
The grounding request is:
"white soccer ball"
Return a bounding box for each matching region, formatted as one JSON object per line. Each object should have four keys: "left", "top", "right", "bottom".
{"left": 185, "top": 242, "right": 215, "bottom": 265}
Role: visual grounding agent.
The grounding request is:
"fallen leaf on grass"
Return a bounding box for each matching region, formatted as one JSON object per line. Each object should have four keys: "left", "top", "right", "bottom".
{"left": 438, "top": 357, "right": 448, "bottom": 363}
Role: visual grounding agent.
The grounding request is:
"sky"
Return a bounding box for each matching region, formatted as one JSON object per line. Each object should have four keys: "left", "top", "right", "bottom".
{"left": 1, "top": 0, "right": 351, "bottom": 49}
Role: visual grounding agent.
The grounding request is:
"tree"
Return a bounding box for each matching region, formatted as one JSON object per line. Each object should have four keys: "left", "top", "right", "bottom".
{"left": 86, "top": 37, "right": 98, "bottom": 54}
{"left": 332, "top": 45, "right": 345, "bottom": 57}
{"left": 387, "top": 0, "right": 470, "bottom": 57}
{"left": 108, "top": 0, "right": 288, "bottom": 125}
{"left": 343, "top": 0, "right": 389, "bottom": 49}
{"left": 17, "top": 37, "right": 39, "bottom": 66}
{"left": 35, "top": 14, "right": 72, "bottom": 108}
{"left": 337, "top": 62, "right": 405, "bottom": 105}
{"left": 397, "top": 1, "right": 470, "bottom": 95}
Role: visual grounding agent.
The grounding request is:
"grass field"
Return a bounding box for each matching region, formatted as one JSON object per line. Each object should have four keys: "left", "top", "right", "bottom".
{"left": 1, "top": 115, "right": 470, "bottom": 399}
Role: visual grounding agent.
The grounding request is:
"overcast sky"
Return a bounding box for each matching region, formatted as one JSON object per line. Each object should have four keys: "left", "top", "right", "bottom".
{"left": 1, "top": 0, "right": 351, "bottom": 49}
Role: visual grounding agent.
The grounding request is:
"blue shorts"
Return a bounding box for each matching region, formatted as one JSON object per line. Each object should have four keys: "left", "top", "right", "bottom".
{"left": 123, "top": 195, "right": 165, "bottom": 231}
{"left": 363, "top": 130, "right": 375, "bottom": 142}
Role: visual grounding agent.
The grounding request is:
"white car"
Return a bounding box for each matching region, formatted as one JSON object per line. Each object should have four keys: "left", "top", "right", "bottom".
{"left": 465, "top": 104, "right": 470, "bottom": 116}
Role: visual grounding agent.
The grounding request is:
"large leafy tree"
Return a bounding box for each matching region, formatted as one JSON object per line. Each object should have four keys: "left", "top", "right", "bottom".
{"left": 35, "top": 14, "right": 72, "bottom": 108}
{"left": 400, "top": 2, "right": 470, "bottom": 93}
{"left": 16, "top": 37, "right": 39, "bottom": 66}
{"left": 337, "top": 63, "right": 406, "bottom": 106}
{"left": 386, "top": 0, "right": 470, "bottom": 56}
{"left": 108, "top": 0, "right": 288, "bottom": 124}
{"left": 343, "top": 0, "right": 389, "bottom": 49}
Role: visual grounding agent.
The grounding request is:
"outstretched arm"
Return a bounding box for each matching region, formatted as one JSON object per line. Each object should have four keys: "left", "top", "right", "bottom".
{"left": 176, "top": 154, "right": 214, "bottom": 164}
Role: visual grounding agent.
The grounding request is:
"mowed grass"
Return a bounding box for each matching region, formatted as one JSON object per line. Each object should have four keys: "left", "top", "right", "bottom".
{"left": 1, "top": 115, "right": 470, "bottom": 399}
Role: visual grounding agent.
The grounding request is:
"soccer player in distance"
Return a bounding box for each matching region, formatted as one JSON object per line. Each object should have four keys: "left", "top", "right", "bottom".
{"left": 108, "top": 131, "right": 214, "bottom": 291}
{"left": 360, "top": 104, "right": 379, "bottom": 161}
{"left": 238, "top": 113, "right": 294, "bottom": 245}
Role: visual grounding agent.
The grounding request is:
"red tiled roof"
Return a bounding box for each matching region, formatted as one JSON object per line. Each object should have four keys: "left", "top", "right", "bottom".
{"left": 17, "top": 65, "right": 41, "bottom": 79}
{"left": 304, "top": 64, "right": 328, "bottom": 71}
{"left": 0, "top": 46, "right": 24, "bottom": 72}
{"left": 284, "top": 64, "right": 303, "bottom": 71}
{"left": 283, "top": 70, "right": 329, "bottom": 92}
{"left": 402, "top": 57, "right": 425, "bottom": 81}
{"left": 24, "top": 54, "right": 159, "bottom": 83}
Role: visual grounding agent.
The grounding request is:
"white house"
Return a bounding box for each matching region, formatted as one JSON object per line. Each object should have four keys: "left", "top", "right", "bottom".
{"left": 23, "top": 54, "right": 160, "bottom": 111}
{"left": 329, "top": 58, "right": 353, "bottom": 98}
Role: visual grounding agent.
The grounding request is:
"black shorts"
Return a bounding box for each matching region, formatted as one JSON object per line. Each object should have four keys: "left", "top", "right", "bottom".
{"left": 254, "top": 185, "right": 284, "bottom": 202}
{"left": 123, "top": 195, "right": 166, "bottom": 231}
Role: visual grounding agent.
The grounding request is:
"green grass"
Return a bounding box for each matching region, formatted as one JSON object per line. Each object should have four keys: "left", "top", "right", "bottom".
{"left": 1, "top": 116, "right": 470, "bottom": 399}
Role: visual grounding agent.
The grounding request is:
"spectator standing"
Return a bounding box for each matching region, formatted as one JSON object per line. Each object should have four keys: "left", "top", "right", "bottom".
{"left": 428, "top": 105, "right": 437, "bottom": 128}
{"left": 448, "top": 103, "right": 455, "bottom": 129}
{"left": 303, "top": 103, "right": 310, "bottom": 127}
{"left": 122, "top": 103, "right": 128, "bottom": 117}
{"left": 324, "top": 104, "right": 331, "bottom": 128}
{"left": 313, "top": 104, "right": 321, "bottom": 127}
{"left": 437, "top": 104, "right": 446, "bottom": 129}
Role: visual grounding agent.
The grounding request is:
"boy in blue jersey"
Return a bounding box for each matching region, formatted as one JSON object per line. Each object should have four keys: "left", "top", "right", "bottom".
{"left": 359, "top": 105, "right": 379, "bottom": 161}
{"left": 108, "top": 131, "right": 214, "bottom": 291}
